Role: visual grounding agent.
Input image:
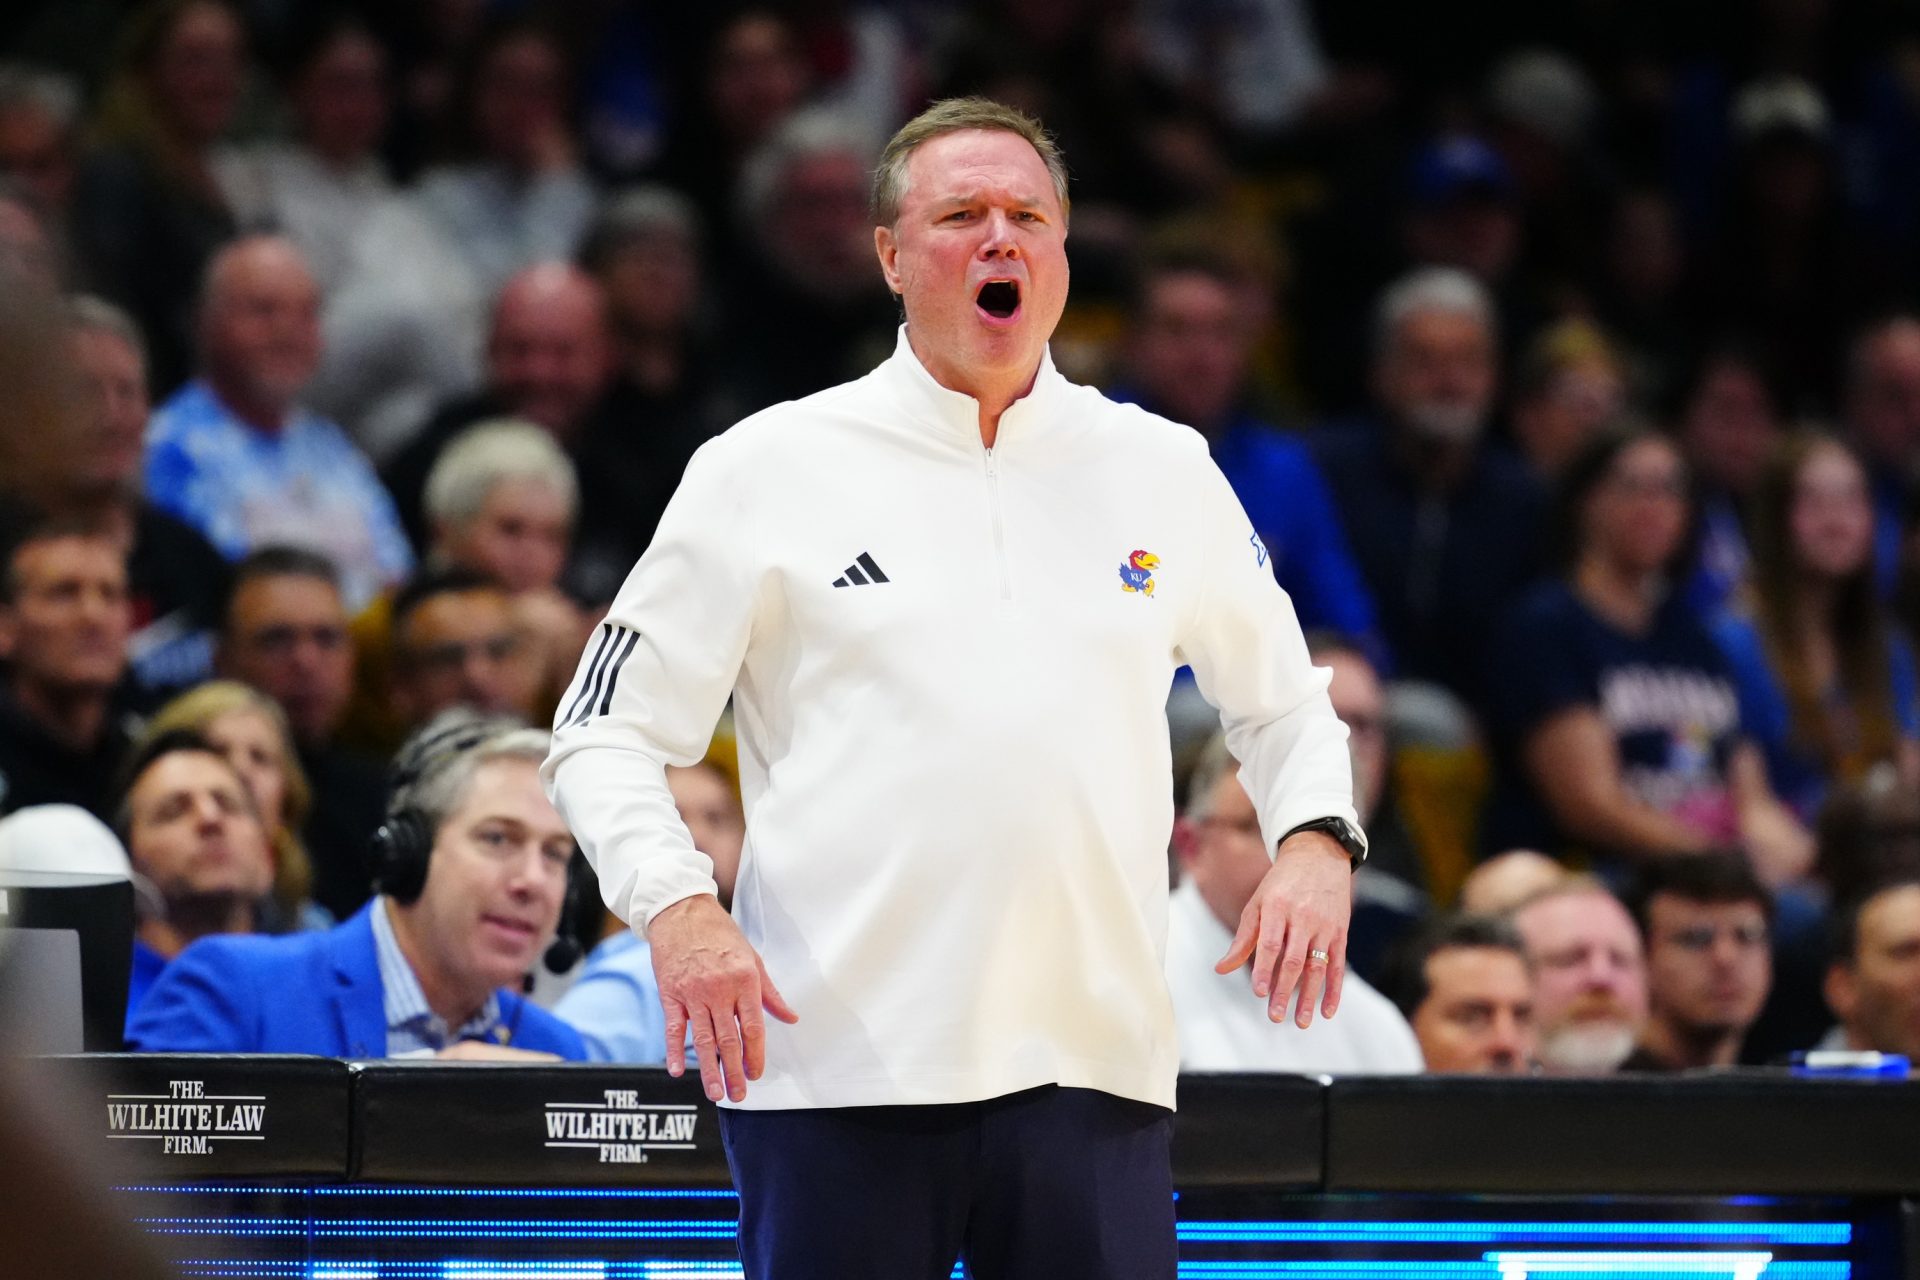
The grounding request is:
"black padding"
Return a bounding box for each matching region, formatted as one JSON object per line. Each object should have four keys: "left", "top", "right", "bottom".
{"left": 352, "top": 1063, "right": 732, "bottom": 1187}
{"left": 1326, "top": 1073, "right": 1920, "bottom": 1195}
{"left": 1172, "top": 1072, "right": 1324, "bottom": 1189}
{"left": 56, "top": 1053, "right": 352, "bottom": 1178}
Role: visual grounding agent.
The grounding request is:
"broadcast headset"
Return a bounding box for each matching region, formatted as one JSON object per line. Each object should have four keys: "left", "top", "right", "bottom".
{"left": 368, "top": 714, "right": 584, "bottom": 974}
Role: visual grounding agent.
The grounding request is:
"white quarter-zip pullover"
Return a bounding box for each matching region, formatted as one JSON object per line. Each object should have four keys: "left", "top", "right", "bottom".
{"left": 543, "top": 328, "right": 1360, "bottom": 1111}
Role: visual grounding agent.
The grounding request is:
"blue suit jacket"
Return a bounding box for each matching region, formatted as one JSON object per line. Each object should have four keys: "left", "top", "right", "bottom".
{"left": 126, "top": 902, "right": 587, "bottom": 1059}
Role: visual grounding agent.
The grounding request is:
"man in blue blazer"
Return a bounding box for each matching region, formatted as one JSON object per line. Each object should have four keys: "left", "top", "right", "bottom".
{"left": 130, "top": 715, "right": 586, "bottom": 1060}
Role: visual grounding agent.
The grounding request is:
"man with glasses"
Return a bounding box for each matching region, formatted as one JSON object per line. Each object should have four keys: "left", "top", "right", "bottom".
{"left": 388, "top": 568, "right": 537, "bottom": 733}
{"left": 217, "top": 546, "right": 386, "bottom": 919}
{"left": 1622, "top": 853, "right": 1772, "bottom": 1070}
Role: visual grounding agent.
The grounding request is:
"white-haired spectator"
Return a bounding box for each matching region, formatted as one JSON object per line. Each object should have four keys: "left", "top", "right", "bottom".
{"left": 1313, "top": 266, "right": 1546, "bottom": 705}
{"left": 343, "top": 420, "right": 587, "bottom": 755}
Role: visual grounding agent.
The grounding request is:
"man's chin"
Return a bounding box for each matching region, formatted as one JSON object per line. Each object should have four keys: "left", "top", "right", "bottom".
{"left": 1538, "top": 1021, "right": 1638, "bottom": 1074}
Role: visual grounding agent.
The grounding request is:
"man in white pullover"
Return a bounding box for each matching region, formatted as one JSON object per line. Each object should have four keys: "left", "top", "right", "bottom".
{"left": 543, "top": 97, "right": 1365, "bottom": 1280}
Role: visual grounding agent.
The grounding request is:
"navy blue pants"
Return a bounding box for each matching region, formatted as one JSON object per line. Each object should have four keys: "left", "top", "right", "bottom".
{"left": 719, "top": 1085, "right": 1177, "bottom": 1280}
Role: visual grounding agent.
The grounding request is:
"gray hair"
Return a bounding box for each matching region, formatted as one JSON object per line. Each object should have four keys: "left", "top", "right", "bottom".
{"left": 737, "top": 107, "right": 876, "bottom": 231}
{"left": 0, "top": 62, "right": 80, "bottom": 131}
{"left": 578, "top": 185, "right": 700, "bottom": 275}
{"left": 1182, "top": 730, "right": 1239, "bottom": 823}
{"left": 423, "top": 418, "right": 579, "bottom": 530}
{"left": 65, "top": 293, "right": 148, "bottom": 369}
{"left": 872, "top": 96, "right": 1070, "bottom": 229}
{"left": 1372, "top": 266, "right": 1498, "bottom": 359}
{"left": 395, "top": 710, "right": 554, "bottom": 836}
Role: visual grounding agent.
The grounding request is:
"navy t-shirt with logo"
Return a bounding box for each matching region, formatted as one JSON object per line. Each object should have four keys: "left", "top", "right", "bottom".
{"left": 1486, "top": 579, "right": 1743, "bottom": 859}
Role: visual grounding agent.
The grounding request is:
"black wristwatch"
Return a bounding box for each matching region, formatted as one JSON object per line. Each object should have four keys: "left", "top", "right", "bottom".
{"left": 1277, "top": 816, "right": 1367, "bottom": 871}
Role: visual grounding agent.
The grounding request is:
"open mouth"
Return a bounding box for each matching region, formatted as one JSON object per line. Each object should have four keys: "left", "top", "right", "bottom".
{"left": 976, "top": 279, "right": 1021, "bottom": 320}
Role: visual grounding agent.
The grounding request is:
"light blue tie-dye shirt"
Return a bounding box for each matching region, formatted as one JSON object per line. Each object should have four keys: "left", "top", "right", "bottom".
{"left": 144, "top": 379, "right": 414, "bottom": 609}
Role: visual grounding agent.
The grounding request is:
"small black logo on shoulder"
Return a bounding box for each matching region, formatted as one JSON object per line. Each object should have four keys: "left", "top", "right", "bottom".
{"left": 832, "top": 552, "right": 891, "bottom": 588}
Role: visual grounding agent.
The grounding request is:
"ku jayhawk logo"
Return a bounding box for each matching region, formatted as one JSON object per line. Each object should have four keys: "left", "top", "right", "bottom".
{"left": 1118, "top": 549, "right": 1159, "bottom": 596}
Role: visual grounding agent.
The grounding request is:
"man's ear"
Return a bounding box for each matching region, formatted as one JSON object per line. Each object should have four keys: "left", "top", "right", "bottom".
{"left": 0, "top": 605, "right": 17, "bottom": 663}
{"left": 1824, "top": 961, "right": 1857, "bottom": 1026}
{"left": 875, "top": 225, "right": 902, "bottom": 297}
{"left": 1171, "top": 815, "right": 1201, "bottom": 871}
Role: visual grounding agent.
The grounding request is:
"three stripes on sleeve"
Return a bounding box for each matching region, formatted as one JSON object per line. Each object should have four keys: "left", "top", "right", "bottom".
{"left": 562, "top": 623, "right": 640, "bottom": 728}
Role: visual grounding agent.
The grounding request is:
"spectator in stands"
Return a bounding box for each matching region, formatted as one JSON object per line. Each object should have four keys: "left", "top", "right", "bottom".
{"left": 388, "top": 570, "right": 538, "bottom": 734}
{"left": 0, "top": 62, "right": 81, "bottom": 218}
{"left": 1380, "top": 914, "right": 1536, "bottom": 1073}
{"left": 116, "top": 728, "right": 274, "bottom": 1022}
{"left": 1307, "top": 632, "right": 1427, "bottom": 978}
{"left": 578, "top": 186, "right": 724, "bottom": 485}
{"left": 383, "top": 263, "right": 679, "bottom": 605}
{"left": 1113, "top": 249, "right": 1383, "bottom": 654}
{"left": 1459, "top": 849, "right": 1568, "bottom": 917}
{"left": 1591, "top": 187, "right": 1688, "bottom": 407}
{"left": 715, "top": 109, "right": 899, "bottom": 416}
{"left": 1841, "top": 315, "right": 1920, "bottom": 595}
{"left": 128, "top": 714, "right": 587, "bottom": 1059}
{"left": 1671, "top": 341, "right": 1785, "bottom": 617}
{"left": 215, "top": 546, "right": 384, "bottom": 920}
{"left": 308, "top": 18, "right": 594, "bottom": 459}
{"left": 416, "top": 18, "right": 594, "bottom": 300}
{"left": 214, "top": 13, "right": 398, "bottom": 297}
{"left": 141, "top": 681, "right": 327, "bottom": 932}
{"left": 1817, "top": 777, "right": 1920, "bottom": 910}
{"left": 1401, "top": 135, "right": 1523, "bottom": 292}
{"left": 348, "top": 421, "right": 587, "bottom": 754}
{"left": 556, "top": 758, "right": 745, "bottom": 1063}
{"left": 72, "top": 0, "right": 246, "bottom": 392}
{"left": 1714, "top": 435, "right": 1920, "bottom": 822}
{"left": 1820, "top": 876, "right": 1920, "bottom": 1058}
{"left": 1313, "top": 267, "right": 1545, "bottom": 703}
{"left": 1486, "top": 426, "right": 1811, "bottom": 884}
{"left": 1510, "top": 878, "right": 1648, "bottom": 1074}
{"left": 0, "top": 176, "right": 62, "bottom": 291}
{"left": 48, "top": 296, "right": 229, "bottom": 697}
{"left": 653, "top": 10, "right": 811, "bottom": 243}
{"left": 1166, "top": 732, "right": 1423, "bottom": 1073}
{"left": 0, "top": 522, "right": 136, "bottom": 819}
{"left": 1622, "top": 854, "right": 1773, "bottom": 1070}
{"left": 143, "top": 236, "right": 415, "bottom": 610}
{"left": 1506, "top": 318, "right": 1628, "bottom": 484}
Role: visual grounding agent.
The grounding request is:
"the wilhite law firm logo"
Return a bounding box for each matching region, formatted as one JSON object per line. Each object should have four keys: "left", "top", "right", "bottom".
{"left": 105, "top": 1078, "right": 266, "bottom": 1156}
{"left": 543, "top": 1089, "right": 699, "bottom": 1165}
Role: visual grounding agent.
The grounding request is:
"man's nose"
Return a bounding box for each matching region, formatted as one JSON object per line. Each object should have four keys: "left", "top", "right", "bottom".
{"left": 979, "top": 213, "right": 1021, "bottom": 257}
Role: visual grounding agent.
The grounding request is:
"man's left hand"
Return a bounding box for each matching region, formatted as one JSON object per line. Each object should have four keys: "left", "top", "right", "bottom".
{"left": 1213, "top": 831, "right": 1353, "bottom": 1027}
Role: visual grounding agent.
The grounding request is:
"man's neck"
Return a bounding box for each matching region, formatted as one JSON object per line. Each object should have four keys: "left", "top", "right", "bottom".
{"left": 1391, "top": 426, "right": 1477, "bottom": 492}
{"left": 138, "top": 896, "right": 256, "bottom": 960}
{"left": 906, "top": 328, "right": 1039, "bottom": 450}
{"left": 384, "top": 898, "right": 493, "bottom": 1030}
{"left": 206, "top": 374, "right": 294, "bottom": 434}
{"left": 1638, "top": 1016, "right": 1743, "bottom": 1070}
{"left": 10, "top": 677, "right": 112, "bottom": 753}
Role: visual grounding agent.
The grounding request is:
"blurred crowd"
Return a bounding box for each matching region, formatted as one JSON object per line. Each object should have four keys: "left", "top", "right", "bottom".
{"left": 3, "top": 0, "right": 1920, "bottom": 1075}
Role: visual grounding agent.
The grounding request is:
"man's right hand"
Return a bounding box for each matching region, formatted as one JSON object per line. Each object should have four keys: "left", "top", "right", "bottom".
{"left": 647, "top": 894, "right": 797, "bottom": 1103}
